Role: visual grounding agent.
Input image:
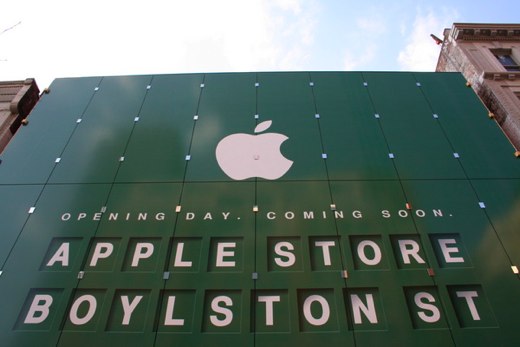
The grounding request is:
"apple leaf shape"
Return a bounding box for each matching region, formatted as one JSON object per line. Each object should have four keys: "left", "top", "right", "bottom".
{"left": 254, "top": 120, "right": 272, "bottom": 133}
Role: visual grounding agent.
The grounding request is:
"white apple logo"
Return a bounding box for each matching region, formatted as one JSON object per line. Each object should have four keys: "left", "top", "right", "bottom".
{"left": 215, "top": 120, "right": 293, "bottom": 180}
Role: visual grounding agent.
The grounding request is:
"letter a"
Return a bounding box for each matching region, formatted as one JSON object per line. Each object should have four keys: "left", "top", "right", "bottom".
{"left": 46, "top": 243, "right": 70, "bottom": 267}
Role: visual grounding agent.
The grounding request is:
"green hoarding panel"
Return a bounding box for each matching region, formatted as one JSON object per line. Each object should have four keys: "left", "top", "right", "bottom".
{"left": 256, "top": 72, "right": 327, "bottom": 181}
{"left": 311, "top": 72, "right": 397, "bottom": 180}
{"left": 0, "top": 184, "right": 111, "bottom": 346}
{"left": 185, "top": 73, "right": 257, "bottom": 182}
{"left": 416, "top": 73, "right": 520, "bottom": 179}
{"left": 471, "top": 179, "right": 520, "bottom": 265}
{"left": 156, "top": 182, "right": 255, "bottom": 347}
{"left": 0, "top": 72, "right": 519, "bottom": 347}
{"left": 49, "top": 75, "right": 152, "bottom": 184}
{"left": 0, "top": 185, "right": 41, "bottom": 266}
{"left": 0, "top": 77, "right": 102, "bottom": 184}
{"left": 362, "top": 72, "right": 466, "bottom": 180}
{"left": 115, "top": 74, "right": 204, "bottom": 182}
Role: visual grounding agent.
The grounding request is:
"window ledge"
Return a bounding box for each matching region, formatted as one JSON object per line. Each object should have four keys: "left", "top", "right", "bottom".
{"left": 482, "top": 72, "right": 520, "bottom": 81}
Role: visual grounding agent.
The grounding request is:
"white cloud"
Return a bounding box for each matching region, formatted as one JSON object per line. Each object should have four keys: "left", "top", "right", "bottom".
{"left": 0, "top": 0, "right": 319, "bottom": 88}
{"left": 356, "top": 17, "right": 386, "bottom": 35}
{"left": 397, "top": 7, "right": 458, "bottom": 71}
{"left": 343, "top": 44, "right": 376, "bottom": 71}
{"left": 341, "top": 11, "right": 387, "bottom": 71}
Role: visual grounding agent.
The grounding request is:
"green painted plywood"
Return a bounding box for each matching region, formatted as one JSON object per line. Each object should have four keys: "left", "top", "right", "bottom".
{"left": 116, "top": 74, "right": 204, "bottom": 183}
{"left": 256, "top": 72, "right": 327, "bottom": 181}
{"left": 0, "top": 77, "right": 102, "bottom": 184}
{"left": 49, "top": 75, "right": 152, "bottom": 184}
{"left": 57, "top": 183, "right": 182, "bottom": 346}
{"left": 255, "top": 181, "right": 354, "bottom": 347}
{"left": 0, "top": 185, "right": 41, "bottom": 266}
{"left": 311, "top": 72, "right": 397, "bottom": 180}
{"left": 0, "top": 184, "right": 111, "bottom": 347}
{"left": 156, "top": 182, "right": 255, "bottom": 347}
{"left": 471, "top": 179, "right": 520, "bottom": 265}
{"left": 416, "top": 72, "right": 520, "bottom": 179}
{"left": 0, "top": 72, "right": 519, "bottom": 347}
{"left": 185, "top": 73, "right": 257, "bottom": 182}
{"left": 401, "top": 179, "right": 520, "bottom": 346}
{"left": 362, "top": 72, "right": 466, "bottom": 180}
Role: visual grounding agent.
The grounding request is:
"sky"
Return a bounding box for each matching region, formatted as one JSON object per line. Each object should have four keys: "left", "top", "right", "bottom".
{"left": 1, "top": 0, "right": 519, "bottom": 89}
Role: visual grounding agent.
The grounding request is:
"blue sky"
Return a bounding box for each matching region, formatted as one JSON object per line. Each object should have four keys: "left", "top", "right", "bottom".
{"left": 1, "top": 0, "right": 519, "bottom": 89}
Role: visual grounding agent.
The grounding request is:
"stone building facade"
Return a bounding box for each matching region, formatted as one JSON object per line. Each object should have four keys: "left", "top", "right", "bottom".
{"left": 436, "top": 23, "right": 520, "bottom": 151}
{"left": 0, "top": 79, "right": 40, "bottom": 153}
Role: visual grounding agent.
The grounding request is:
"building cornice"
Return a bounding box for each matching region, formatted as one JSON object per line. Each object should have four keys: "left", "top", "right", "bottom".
{"left": 450, "top": 23, "right": 520, "bottom": 41}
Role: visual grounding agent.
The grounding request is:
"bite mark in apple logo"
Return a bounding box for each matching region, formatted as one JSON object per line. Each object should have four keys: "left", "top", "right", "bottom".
{"left": 215, "top": 120, "right": 293, "bottom": 180}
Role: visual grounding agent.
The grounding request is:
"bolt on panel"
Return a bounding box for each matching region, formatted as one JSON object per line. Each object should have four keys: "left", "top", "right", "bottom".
{"left": 0, "top": 185, "right": 42, "bottom": 266}
{"left": 0, "top": 184, "right": 111, "bottom": 347}
{"left": 0, "top": 77, "right": 102, "bottom": 185}
{"left": 471, "top": 179, "right": 520, "bottom": 265}
{"left": 311, "top": 72, "right": 397, "bottom": 180}
{"left": 0, "top": 72, "right": 519, "bottom": 347}
{"left": 255, "top": 182, "right": 355, "bottom": 347}
{"left": 416, "top": 72, "right": 520, "bottom": 179}
{"left": 186, "top": 73, "right": 257, "bottom": 182}
{"left": 363, "top": 72, "right": 466, "bottom": 179}
{"left": 330, "top": 180, "right": 416, "bottom": 234}
{"left": 49, "top": 75, "right": 153, "bottom": 184}
{"left": 116, "top": 74, "right": 204, "bottom": 182}
{"left": 156, "top": 182, "right": 255, "bottom": 347}
{"left": 402, "top": 179, "right": 520, "bottom": 345}
{"left": 256, "top": 72, "right": 327, "bottom": 181}
{"left": 329, "top": 179, "right": 455, "bottom": 346}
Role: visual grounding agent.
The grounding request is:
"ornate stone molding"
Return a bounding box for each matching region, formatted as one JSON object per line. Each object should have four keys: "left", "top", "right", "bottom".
{"left": 482, "top": 71, "right": 520, "bottom": 80}
{"left": 450, "top": 23, "right": 520, "bottom": 41}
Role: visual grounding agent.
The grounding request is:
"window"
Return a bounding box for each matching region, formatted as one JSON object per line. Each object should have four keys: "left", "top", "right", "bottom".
{"left": 491, "top": 49, "right": 520, "bottom": 72}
